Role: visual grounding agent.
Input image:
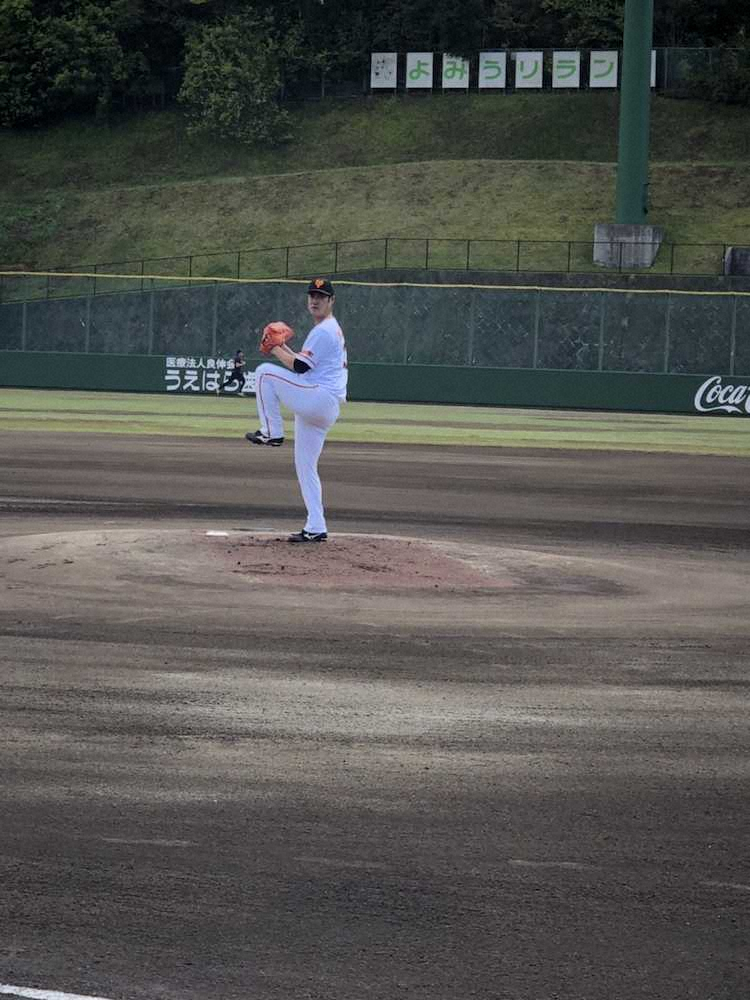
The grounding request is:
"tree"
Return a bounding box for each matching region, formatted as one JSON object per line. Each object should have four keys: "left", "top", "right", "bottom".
{"left": 36, "top": 1, "right": 147, "bottom": 117}
{"left": 542, "top": 0, "right": 748, "bottom": 48}
{"left": 541, "top": 0, "right": 624, "bottom": 48}
{"left": 178, "top": 11, "right": 293, "bottom": 145}
{"left": 655, "top": 0, "right": 748, "bottom": 47}
{"left": 0, "top": 0, "right": 40, "bottom": 125}
{"left": 485, "top": 0, "right": 561, "bottom": 48}
{"left": 0, "top": 0, "right": 147, "bottom": 125}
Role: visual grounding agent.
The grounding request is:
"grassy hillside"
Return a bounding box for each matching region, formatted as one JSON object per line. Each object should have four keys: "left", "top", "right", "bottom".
{"left": 2, "top": 93, "right": 750, "bottom": 268}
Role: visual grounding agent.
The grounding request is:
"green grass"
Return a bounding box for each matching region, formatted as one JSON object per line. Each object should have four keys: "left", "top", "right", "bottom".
{"left": 2, "top": 160, "right": 748, "bottom": 275}
{"left": 1, "top": 389, "right": 747, "bottom": 457}
{"left": 2, "top": 94, "right": 750, "bottom": 268}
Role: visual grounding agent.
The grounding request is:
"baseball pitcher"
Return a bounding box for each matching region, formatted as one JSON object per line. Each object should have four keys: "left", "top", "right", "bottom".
{"left": 246, "top": 278, "right": 347, "bottom": 543}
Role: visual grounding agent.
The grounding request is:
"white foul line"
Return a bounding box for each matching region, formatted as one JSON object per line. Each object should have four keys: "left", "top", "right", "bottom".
{"left": 0, "top": 986, "right": 116, "bottom": 1000}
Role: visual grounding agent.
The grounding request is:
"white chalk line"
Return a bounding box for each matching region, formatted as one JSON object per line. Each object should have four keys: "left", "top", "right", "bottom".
{"left": 700, "top": 879, "right": 750, "bottom": 893}
{"left": 1, "top": 986, "right": 116, "bottom": 1000}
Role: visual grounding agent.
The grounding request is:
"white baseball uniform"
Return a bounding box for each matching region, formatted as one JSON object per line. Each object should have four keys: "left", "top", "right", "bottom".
{"left": 254, "top": 315, "right": 347, "bottom": 534}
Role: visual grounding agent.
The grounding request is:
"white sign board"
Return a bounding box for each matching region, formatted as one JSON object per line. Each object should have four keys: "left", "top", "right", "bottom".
{"left": 478, "top": 51, "right": 506, "bottom": 89}
{"left": 514, "top": 51, "right": 543, "bottom": 89}
{"left": 552, "top": 51, "right": 580, "bottom": 89}
{"left": 406, "top": 52, "right": 433, "bottom": 89}
{"left": 442, "top": 54, "right": 470, "bottom": 89}
{"left": 590, "top": 50, "right": 618, "bottom": 88}
{"left": 371, "top": 52, "right": 397, "bottom": 89}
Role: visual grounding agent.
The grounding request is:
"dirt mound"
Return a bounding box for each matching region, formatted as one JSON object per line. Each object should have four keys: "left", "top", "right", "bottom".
{"left": 209, "top": 532, "right": 513, "bottom": 592}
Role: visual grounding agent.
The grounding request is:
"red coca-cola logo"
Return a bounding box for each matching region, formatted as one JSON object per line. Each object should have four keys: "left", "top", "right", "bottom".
{"left": 694, "top": 376, "right": 750, "bottom": 415}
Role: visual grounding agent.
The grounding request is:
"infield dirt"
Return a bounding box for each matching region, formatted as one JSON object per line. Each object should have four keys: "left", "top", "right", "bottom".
{"left": 0, "top": 430, "right": 748, "bottom": 1000}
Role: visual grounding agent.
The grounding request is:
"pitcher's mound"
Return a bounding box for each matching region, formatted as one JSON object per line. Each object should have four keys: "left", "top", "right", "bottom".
{"left": 210, "top": 532, "right": 513, "bottom": 592}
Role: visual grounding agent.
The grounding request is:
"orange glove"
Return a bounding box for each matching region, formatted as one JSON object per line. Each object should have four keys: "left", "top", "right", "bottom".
{"left": 259, "top": 321, "right": 294, "bottom": 355}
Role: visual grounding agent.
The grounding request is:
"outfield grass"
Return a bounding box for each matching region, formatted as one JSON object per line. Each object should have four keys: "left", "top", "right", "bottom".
{"left": 2, "top": 94, "right": 750, "bottom": 268}
{"left": 0, "top": 389, "right": 747, "bottom": 457}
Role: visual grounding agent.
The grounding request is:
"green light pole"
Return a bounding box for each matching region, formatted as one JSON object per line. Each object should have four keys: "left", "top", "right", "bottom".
{"left": 615, "top": 0, "right": 654, "bottom": 223}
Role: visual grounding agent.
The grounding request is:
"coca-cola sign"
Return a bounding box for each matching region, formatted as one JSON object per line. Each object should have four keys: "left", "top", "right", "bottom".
{"left": 694, "top": 376, "right": 750, "bottom": 415}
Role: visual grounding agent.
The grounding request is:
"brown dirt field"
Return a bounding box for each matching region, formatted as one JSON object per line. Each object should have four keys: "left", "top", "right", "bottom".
{"left": 0, "top": 430, "right": 748, "bottom": 1000}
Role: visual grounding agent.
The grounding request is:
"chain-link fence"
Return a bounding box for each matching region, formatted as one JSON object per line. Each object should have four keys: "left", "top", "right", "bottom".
{"left": 1, "top": 276, "right": 747, "bottom": 376}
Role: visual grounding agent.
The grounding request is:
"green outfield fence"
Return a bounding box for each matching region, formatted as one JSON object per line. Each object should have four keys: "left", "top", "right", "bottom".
{"left": 0, "top": 236, "right": 745, "bottom": 299}
{"left": 1, "top": 272, "right": 748, "bottom": 378}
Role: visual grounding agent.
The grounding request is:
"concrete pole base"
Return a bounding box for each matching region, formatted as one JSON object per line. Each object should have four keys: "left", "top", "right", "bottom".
{"left": 593, "top": 223, "right": 665, "bottom": 270}
{"left": 724, "top": 246, "right": 750, "bottom": 276}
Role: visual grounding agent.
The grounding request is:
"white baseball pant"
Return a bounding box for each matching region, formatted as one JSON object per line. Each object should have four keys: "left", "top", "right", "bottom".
{"left": 254, "top": 363, "right": 341, "bottom": 534}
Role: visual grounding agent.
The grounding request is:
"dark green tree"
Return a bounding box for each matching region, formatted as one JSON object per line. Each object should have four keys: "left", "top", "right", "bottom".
{"left": 178, "top": 10, "right": 295, "bottom": 144}
{"left": 0, "top": 0, "right": 40, "bottom": 125}
{"left": 483, "top": 0, "right": 561, "bottom": 47}
{"left": 655, "top": 0, "right": 748, "bottom": 46}
{"left": 541, "top": 0, "right": 624, "bottom": 47}
{"left": 543, "top": 0, "right": 748, "bottom": 47}
{"left": 36, "top": 1, "right": 147, "bottom": 116}
{"left": 0, "top": 0, "right": 148, "bottom": 124}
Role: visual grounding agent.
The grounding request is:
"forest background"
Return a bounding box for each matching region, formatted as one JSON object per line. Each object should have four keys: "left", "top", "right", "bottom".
{"left": 2, "top": 0, "right": 748, "bottom": 138}
{"left": 1, "top": 0, "right": 748, "bottom": 270}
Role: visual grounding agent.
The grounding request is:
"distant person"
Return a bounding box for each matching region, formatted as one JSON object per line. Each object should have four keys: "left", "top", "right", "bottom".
{"left": 245, "top": 278, "right": 348, "bottom": 543}
{"left": 218, "top": 349, "right": 246, "bottom": 394}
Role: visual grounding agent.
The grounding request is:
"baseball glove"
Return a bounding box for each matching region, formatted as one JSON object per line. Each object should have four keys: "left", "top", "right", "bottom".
{"left": 259, "top": 321, "right": 294, "bottom": 355}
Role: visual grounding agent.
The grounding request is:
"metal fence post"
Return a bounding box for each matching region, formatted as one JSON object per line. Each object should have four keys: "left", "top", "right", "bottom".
{"left": 147, "top": 288, "right": 155, "bottom": 355}
{"left": 663, "top": 292, "right": 672, "bottom": 373}
{"left": 466, "top": 290, "right": 476, "bottom": 364}
{"left": 84, "top": 295, "right": 91, "bottom": 354}
{"left": 212, "top": 281, "right": 219, "bottom": 357}
{"left": 466, "top": 240, "right": 471, "bottom": 270}
{"left": 532, "top": 289, "right": 541, "bottom": 369}
{"left": 598, "top": 291, "right": 607, "bottom": 370}
{"left": 729, "top": 294, "right": 738, "bottom": 376}
{"left": 516, "top": 240, "right": 521, "bottom": 272}
{"left": 334, "top": 242, "right": 339, "bottom": 273}
{"left": 236, "top": 251, "right": 241, "bottom": 279}
{"left": 285, "top": 246, "right": 290, "bottom": 278}
{"left": 384, "top": 238, "right": 389, "bottom": 269}
{"left": 567, "top": 241, "right": 572, "bottom": 273}
{"left": 425, "top": 240, "right": 430, "bottom": 269}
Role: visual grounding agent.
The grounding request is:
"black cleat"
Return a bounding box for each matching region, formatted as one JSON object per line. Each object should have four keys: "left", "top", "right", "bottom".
{"left": 245, "top": 430, "right": 284, "bottom": 447}
{"left": 288, "top": 530, "right": 328, "bottom": 543}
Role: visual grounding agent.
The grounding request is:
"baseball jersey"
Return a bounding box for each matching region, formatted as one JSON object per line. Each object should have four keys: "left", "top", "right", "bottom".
{"left": 298, "top": 315, "right": 348, "bottom": 400}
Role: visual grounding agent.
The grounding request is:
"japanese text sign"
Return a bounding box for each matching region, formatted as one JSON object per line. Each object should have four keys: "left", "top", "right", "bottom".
{"left": 553, "top": 51, "right": 581, "bottom": 89}
{"left": 589, "top": 50, "right": 618, "bottom": 88}
{"left": 478, "top": 51, "right": 507, "bottom": 89}
{"left": 442, "top": 54, "right": 470, "bottom": 89}
{"left": 406, "top": 52, "right": 434, "bottom": 89}
{"left": 515, "top": 51, "right": 543, "bottom": 89}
